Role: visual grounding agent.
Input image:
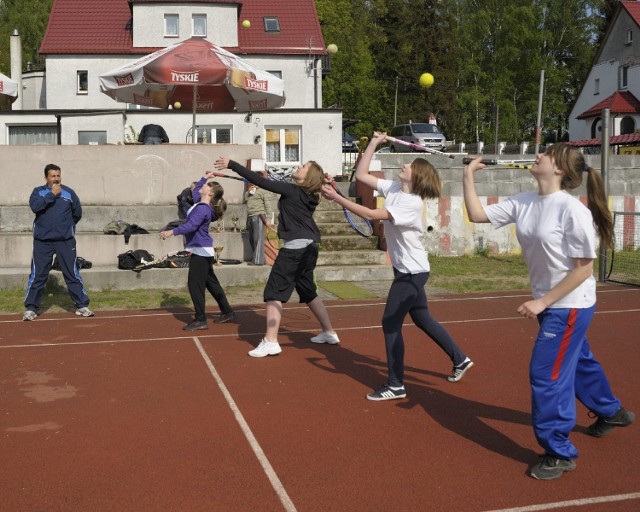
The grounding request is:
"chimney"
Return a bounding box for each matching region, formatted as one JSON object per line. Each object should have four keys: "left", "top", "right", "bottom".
{"left": 10, "top": 29, "right": 23, "bottom": 110}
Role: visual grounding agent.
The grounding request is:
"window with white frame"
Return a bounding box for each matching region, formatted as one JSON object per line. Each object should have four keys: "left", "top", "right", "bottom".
{"left": 165, "top": 14, "right": 179, "bottom": 37}
{"left": 195, "top": 126, "right": 231, "bottom": 144}
{"left": 8, "top": 125, "right": 57, "bottom": 145}
{"left": 267, "top": 70, "right": 282, "bottom": 79}
{"left": 594, "top": 78, "right": 600, "bottom": 95}
{"left": 192, "top": 14, "right": 207, "bottom": 37}
{"left": 265, "top": 127, "right": 300, "bottom": 164}
{"left": 620, "top": 66, "right": 629, "bottom": 89}
{"left": 77, "top": 70, "right": 88, "bottom": 94}
{"left": 626, "top": 29, "right": 633, "bottom": 45}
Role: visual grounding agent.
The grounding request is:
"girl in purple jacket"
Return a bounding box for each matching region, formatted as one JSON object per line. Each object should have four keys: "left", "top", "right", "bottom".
{"left": 160, "top": 171, "right": 235, "bottom": 330}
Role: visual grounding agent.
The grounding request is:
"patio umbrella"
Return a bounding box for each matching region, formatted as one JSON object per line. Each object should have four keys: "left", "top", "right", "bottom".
{"left": 99, "top": 37, "right": 285, "bottom": 142}
{"left": 0, "top": 72, "right": 19, "bottom": 108}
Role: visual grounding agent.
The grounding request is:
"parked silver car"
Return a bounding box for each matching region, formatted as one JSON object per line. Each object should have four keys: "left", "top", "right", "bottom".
{"left": 389, "top": 123, "right": 446, "bottom": 152}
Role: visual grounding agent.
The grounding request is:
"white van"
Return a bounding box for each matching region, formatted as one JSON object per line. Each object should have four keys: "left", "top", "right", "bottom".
{"left": 389, "top": 123, "right": 446, "bottom": 152}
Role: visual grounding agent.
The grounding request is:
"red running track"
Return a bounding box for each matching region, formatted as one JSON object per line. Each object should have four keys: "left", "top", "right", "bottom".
{"left": 0, "top": 284, "right": 638, "bottom": 511}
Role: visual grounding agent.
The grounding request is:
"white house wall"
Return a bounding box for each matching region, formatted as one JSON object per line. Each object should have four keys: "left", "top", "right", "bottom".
{"left": 569, "top": 60, "right": 620, "bottom": 140}
{"left": 43, "top": 54, "right": 316, "bottom": 112}
{"left": 0, "top": 109, "right": 343, "bottom": 174}
{"left": 132, "top": 4, "right": 238, "bottom": 48}
{"left": 44, "top": 56, "right": 143, "bottom": 110}
{"left": 245, "top": 55, "right": 317, "bottom": 109}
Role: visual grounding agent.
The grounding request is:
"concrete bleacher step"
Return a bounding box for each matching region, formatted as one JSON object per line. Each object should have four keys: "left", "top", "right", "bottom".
{"left": 0, "top": 186, "right": 391, "bottom": 291}
{"left": 0, "top": 263, "right": 394, "bottom": 292}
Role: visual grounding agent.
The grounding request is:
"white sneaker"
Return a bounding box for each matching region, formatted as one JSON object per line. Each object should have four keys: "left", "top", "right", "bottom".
{"left": 310, "top": 331, "right": 340, "bottom": 345}
{"left": 23, "top": 310, "right": 37, "bottom": 321}
{"left": 75, "top": 307, "right": 94, "bottom": 317}
{"left": 248, "top": 338, "right": 282, "bottom": 358}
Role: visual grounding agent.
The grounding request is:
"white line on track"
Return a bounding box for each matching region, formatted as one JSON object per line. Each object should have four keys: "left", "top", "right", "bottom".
{"left": 1, "top": 286, "right": 638, "bottom": 325}
{"left": 1, "top": 307, "right": 638, "bottom": 350}
{"left": 482, "top": 492, "right": 640, "bottom": 512}
{"left": 192, "top": 337, "right": 297, "bottom": 512}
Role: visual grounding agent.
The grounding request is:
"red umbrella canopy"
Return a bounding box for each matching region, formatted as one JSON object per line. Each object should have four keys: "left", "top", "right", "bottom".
{"left": 99, "top": 37, "right": 285, "bottom": 113}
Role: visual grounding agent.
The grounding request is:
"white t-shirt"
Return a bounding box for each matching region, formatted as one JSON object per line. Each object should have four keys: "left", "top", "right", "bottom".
{"left": 378, "top": 179, "right": 429, "bottom": 274}
{"left": 485, "top": 190, "right": 597, "bottom": 308}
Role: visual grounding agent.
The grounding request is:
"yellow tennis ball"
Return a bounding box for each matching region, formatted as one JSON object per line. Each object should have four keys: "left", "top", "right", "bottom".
{"left": 242, "top": 20, "right": 251, "bottom": 28}
{"left": 419, "top": 73, "right": 434, "bottom": 88}
{"left": 173, "top": 101, "right": 181, "bottom": 109}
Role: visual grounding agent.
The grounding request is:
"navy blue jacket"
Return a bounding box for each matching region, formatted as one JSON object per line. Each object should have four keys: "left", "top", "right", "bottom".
{"left": 29, "top": 185, "right": 82, "bottom": 241}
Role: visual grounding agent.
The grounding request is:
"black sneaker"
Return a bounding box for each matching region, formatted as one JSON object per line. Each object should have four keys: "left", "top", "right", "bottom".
{"left": 366, "top": 384, "right": 406, "bottom": 401}
{"left": 530, "top": 453, "right": 576, "bottom": 480}
{"left": 182, "top": 320, "right": 209, "bottom": 331}
{"left": 586, "top": 407, "right": 635, "bottom": 437}
{"left": 213, "top": 311, "right": 237, "bottom": 324}
{"left": 448, "top": 357, "right": 474, "bottom": 382}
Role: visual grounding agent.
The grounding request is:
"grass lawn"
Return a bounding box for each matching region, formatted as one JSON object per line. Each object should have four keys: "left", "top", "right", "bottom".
{"left": 0, "top": 254, "right": 532, "bottom": 314}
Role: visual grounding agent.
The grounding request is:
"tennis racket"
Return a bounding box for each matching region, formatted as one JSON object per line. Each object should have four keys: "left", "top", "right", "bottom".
{"left": 325, "top": 175, "right": 374, "bottom": 237}
{"left": 265, "top": 225, "right": 280, "bottom": 251}
{"left": 462, "top": 158, "right": 533, "bottom": 169}
{"left": 385, "top": 136, "right": 454, "bottom": 159}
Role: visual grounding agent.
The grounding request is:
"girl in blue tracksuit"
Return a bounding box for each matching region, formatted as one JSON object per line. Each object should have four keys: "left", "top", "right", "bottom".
{"left": 160, "top": 171, "right": 235, "bottom": 331}
{"left": 463, "top": 143, "right": 634, "bottom": 480}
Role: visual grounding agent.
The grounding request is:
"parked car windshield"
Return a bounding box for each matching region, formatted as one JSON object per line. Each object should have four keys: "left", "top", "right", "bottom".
{"left": 411, "top": 123, "right": 441, "bottom": 134}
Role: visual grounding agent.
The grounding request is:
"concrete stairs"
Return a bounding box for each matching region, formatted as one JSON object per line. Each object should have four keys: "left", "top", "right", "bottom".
{"left": 0, "top": 190, "right": 392, "bottom": 291}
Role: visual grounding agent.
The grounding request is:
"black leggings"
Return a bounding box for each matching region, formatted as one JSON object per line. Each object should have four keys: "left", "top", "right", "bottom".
{"left": 187, "top": 254, "right": 233, "bottom": 322}
{"left": 382, "top": 268, "right": 466, "bottom": 387}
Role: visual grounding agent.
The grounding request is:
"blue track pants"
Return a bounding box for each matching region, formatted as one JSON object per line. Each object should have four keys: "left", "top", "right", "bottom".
{"left": 24, "top": 238, "right": 89, "bottom": 311}
{"left": 530, "top": 306, "right": 620, "bottom": 460}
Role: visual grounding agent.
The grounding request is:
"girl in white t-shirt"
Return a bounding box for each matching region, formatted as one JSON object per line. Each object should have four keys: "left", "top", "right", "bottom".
{"left": 463, "top": 143, "right": 634, "bottom": 481}
{"left": 322, "top": 132, "right": 473, "bottom": 402}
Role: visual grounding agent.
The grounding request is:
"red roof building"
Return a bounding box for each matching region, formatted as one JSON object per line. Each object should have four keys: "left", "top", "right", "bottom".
{"left": 39, "top": 0, "right": 326, "bottom": 56}
{"left": 569, "top": 1, "right": 640, "bottom": 143}
{"left": 576, "top": 91, "right": 640, "bottom": 120}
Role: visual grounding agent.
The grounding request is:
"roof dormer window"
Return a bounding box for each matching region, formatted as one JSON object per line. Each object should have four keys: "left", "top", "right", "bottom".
{"left": 264, "top": 17, "right": 280, "bottom": 33}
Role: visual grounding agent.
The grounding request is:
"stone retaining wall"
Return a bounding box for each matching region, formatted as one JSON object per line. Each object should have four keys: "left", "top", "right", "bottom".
{"left": 2, "top": 146, "right": 639, "bottom": 257}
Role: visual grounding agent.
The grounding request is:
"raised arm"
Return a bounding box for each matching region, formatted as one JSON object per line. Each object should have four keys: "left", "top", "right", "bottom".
{"left": 462, "top": 157, "right": 490, "bottom": 223}
{"left": 214, "top": 156, "right": 292, "bottom": 196}
{"left": 354, "top": 132, "right": 387, "bottom": 190}
{"left": 321, "top": 184, "right": 391, "bottom": 222}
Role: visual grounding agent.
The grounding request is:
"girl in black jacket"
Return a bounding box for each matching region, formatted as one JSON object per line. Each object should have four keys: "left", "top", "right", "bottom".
{"left": 214, "top": 156, "right": 339, "bottom": 357}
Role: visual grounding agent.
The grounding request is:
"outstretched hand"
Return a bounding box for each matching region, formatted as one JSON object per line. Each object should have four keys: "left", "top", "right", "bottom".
{"left": 214, "top": 156, "right": 230, "bottom": 171}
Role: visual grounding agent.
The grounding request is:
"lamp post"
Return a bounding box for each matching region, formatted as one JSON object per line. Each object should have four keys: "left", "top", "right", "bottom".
{"left": 314, "top": 44, "right": 338, "bottom": 109}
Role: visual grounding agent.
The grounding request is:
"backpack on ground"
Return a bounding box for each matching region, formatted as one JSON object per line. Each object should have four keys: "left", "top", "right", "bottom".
{"left": 117, "top": 249, "right": 154, "bottom": 270}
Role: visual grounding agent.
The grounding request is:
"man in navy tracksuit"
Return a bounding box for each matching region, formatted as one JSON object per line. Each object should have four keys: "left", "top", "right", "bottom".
{"left": 23, "top": 164, "right": 93, "bottom": 320}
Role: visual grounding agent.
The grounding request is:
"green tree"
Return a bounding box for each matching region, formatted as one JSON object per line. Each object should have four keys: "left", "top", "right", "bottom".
{"left": 316, "top": 0, "right": 389, "bottom": 138}
{"left": 0, "top": 0, "right": 53, "bottom": 74}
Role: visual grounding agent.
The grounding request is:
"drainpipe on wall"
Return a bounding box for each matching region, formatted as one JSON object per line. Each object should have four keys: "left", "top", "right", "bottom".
{"left": 10, "top": 29, "right": 23, "bottom": 110}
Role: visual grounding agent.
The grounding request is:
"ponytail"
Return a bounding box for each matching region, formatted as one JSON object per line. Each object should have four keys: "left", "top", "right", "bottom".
{"left": 583, "top": 166, "right": 613, "bottom": 250}
{"left": 208, "top": 181, "right": 227, "bottom": 219}
{"left": 546, "top": 143, "right": 613, "bottom": 250}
